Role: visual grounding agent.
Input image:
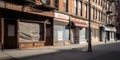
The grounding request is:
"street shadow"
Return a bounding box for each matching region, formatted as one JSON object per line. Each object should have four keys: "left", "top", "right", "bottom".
{"left": 2, "top": 42, "right": 120, "bottom": 60}
{"left": 87, "top": 51, "right": 120, "bottom": 60}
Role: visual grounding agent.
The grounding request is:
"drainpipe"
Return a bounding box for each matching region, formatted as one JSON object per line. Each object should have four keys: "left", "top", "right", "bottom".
{"left": 69, "top": 16, "right": 71, "bottom": 44}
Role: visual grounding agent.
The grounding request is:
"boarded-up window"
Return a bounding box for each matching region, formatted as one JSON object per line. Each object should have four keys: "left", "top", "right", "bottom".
{"left": 19, "top": 21, "right": 43, "bottom": 42}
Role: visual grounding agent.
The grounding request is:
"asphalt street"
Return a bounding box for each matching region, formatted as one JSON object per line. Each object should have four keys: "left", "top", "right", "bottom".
{"left": 0, "top": 41, "right": 120, "bottom": 60}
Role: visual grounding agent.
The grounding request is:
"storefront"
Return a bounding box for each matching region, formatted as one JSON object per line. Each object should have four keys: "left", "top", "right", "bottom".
{"left": 70, "top": 17, "right": 88, "bottom": 44}
{"left": 19, "top": 18, "right": 53, "bottom": 48}
{"left": 100, "top": 25, "right": 116, "bottom": 42}
{"left": 54, "top": 12, "right": 70, "bottom": 45}
{"left": 0, "top": 1, "right": 54, "bottom": 49}
{"left": 91, "top": 22, "right": 100, "bottom": 42}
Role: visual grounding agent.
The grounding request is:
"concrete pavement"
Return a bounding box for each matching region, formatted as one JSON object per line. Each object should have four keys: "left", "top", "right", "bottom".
{"left": 0, "top": 41, "right": 120, "bottom": 60}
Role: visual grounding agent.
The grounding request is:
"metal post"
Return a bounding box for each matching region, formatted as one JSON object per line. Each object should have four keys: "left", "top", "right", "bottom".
{"left": 105, "top": 1, "right": 108, "bottom": 44}
{"left": 17, "top": 19, "right": 20, "bottom": 49}
{"left": 87, "top": 0, "right": 92, "bottom": 52}
{"left": 69, "top": 16, "right": 71, "bottom": 44}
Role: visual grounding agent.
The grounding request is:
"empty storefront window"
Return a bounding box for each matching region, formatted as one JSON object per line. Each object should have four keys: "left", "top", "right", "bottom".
{"left": 54, "top": 25, "right": 69, "bottom": 41}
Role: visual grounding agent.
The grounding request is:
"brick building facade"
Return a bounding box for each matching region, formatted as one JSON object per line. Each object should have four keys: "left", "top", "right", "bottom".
{"left": 0, "top": 0, "right": 117, "bottom": 49}
{"left": 116, "top": 0, "right": 120, "bottom": 39}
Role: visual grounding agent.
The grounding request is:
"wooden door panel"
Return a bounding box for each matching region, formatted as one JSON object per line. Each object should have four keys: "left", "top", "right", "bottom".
{"left": 4, "top": 20, "right": 17, "bottom": 49}
{"left": 46, "top": 24, "right": 53, "bottom": 45}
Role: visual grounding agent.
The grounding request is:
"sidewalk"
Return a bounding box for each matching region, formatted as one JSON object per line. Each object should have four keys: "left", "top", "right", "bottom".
{"left": 0, "top": 41, "right": 120, "bottom": 60}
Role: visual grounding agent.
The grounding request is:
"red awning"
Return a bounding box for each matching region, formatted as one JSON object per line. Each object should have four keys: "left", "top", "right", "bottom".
{"left": 72, "top": 21, "right": 88, "bottom": 27}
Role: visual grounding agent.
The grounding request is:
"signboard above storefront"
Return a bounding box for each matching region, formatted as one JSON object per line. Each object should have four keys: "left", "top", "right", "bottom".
{"left": 55, "top": 12, "right": 69, "bottom": 20}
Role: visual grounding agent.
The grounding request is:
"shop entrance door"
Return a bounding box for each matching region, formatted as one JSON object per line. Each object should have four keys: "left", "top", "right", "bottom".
{"left": 73, "top": 27, "right": 79, "bottom": 44}
{"left": 4, "top": 19, "right": 17, "bottom": 49}
{"left": 46, "top": 24, "right": 53, "bottom": 45}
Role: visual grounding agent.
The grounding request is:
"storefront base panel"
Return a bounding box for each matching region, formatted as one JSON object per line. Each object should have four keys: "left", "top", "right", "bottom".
{"left": 92, "top": 38, "right": 100, "bottom": 43}
{"left": 54, "top": 41, "right": 70, "bottom": 46}
{"left": 19, "top": 41, "right": 45, "bottom": 49}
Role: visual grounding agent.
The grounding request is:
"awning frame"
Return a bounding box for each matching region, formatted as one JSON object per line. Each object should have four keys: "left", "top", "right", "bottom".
{"left": 71, "top": 21, "right": 88, "bottom": 28}
{"left": 101, "top": 25, "right": 116, "bottom": 32}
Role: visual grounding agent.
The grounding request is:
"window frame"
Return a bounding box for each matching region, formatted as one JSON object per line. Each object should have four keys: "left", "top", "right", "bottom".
{"left": 54, "top": 0, "right": 59, "bottom": 9}
{"left": 79, "top": 1, "right": 82, "bottom": 16}
{"left": 63, "top": 0, "right": 68, "bottom": 12}
{"left": 73, "top": 0, "right": 77, "bottom": 15}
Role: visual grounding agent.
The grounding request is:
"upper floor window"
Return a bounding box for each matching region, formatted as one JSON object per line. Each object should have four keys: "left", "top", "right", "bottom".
{"left": 63, "top": 0, "right": 68, "bottom": 12}
{"left": 93, "top": 0, "right": 97, "bottom": 3}
{"left": 107, "top": 3, "right": 109, "bottom": 10}
{"left": 99, "top": 11, "right": 101, "bottom": 22}
{"left": 97, "top": 10, "right": 99, "bottom": 22}
{"left": 110, "top": 6, "right": 112, "bottom": 11}
{"left": 98, "top": 0, "right": 100, "bottom": 5}
{"left": 102, "top": 1, "right": 106, "bottom": 9}
{"left": 91, "top": 7, "right": 94, "bottom": 20}
{"left": 96, "top": 0, "right": 98, "bottom": 4}
{"left": 54, "top": 0, "right": 59, "bottom": 8}
{"left": 95, "top": 9, "right": 97, "bottom": 20}
{"left": 74, "top": 0, "right": 77, "bottom": 15}
{"left": 101, "top": 0, "right": 102, "bottom": 6}
{"left": 100, "top": 12, "right": 102, "bottom": 23}
{"left": 84, "top": 3, "right": 87, "bottom": 18}
{"left": 106, "top": 16, "right": 108, "bottom": 24}
{"left": 104, "top": 14, "right": 106, "bottom": 24}
{"left": 41, "top": 0, "right": 50, "bottom": 5}
{"left": 78, "top": 1, "right": 82, "bottom": 16}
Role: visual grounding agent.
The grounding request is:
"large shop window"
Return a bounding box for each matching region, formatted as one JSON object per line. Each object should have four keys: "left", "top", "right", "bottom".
{"left": 91, "top": 29, "right": 99, "bottom": 38}
{"left": 79, "top": 28, "right": 86, "bottom": 42}
{"left": 54, "top": 25, "right": 69, "bottom": 41}
{"left": 85, "top": 28, "right": 89, "bottom": 40}
{"left": 96, "top": 30, "right": 99, "bottom": 38}
{"left": 19, "top": 22, "right": 44, "bottom": 42}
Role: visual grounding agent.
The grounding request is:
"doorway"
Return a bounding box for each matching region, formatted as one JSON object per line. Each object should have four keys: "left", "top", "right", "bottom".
{"left": 4, "top": 19, "right": 17, "bottom": 49}
{"left": 72, "top": 27, "right": 79, "bottom": 44}
{"left": 46, "top": 24, "right": 53, "bottom": 46}
{"left": 106, "top": 31, "right": 110, "bottom": 41}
